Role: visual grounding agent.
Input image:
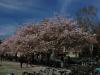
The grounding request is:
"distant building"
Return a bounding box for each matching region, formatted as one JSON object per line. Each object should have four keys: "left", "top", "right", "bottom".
{"left": 57, "top": 47, "right": 80, "bottom": 58}
{"left": 65, "top": 48, "right": 80, "bottom": 58}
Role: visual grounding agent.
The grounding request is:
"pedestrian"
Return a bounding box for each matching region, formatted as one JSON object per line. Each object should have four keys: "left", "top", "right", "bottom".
{"left": 19, "top": 55, "right": 25, "bottom": 68}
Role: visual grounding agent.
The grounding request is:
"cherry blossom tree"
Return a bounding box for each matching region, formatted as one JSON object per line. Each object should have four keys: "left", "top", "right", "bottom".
{"left": 0, "top": 16, "right": 97, "bottom": 57}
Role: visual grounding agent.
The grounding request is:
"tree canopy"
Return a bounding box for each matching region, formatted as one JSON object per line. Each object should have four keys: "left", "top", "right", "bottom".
{"left": 0, "top": 17, "right": 97, "bottom": 55}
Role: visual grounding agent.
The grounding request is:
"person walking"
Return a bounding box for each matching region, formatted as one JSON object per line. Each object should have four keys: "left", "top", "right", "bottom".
{"left": 19, "top": 55, "right": 25, "bottom": 68}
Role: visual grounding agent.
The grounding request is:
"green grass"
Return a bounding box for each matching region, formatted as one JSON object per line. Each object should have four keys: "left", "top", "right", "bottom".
{"left": 0, "top": 61, "right": 37, "bottom": 75}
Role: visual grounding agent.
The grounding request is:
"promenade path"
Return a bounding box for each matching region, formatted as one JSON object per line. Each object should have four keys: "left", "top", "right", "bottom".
{"left": 0, "top": 61, "right": 71, "bottom": 75}
{"left": 0, "top": 61, "right": 40, "bottom": 75}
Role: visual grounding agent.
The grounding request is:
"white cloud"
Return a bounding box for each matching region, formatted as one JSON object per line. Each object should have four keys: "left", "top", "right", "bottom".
{"left": 0, "top": 2, "right": 20, "bottom": 9}
{"left": 0, "top": 24, "right": 18, "bottom": 36}
{"left": 0, "top": 0, "right": 36, "bottom": 10}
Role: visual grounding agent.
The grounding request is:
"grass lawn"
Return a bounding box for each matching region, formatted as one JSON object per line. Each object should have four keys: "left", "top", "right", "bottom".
{"left": 0, "top": 61, "right": 38, "bottom": 75}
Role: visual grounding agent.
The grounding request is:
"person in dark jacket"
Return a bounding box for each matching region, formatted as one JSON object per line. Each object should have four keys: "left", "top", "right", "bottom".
{"left": 19, "top": 55, "right": 25, "bottom": 68}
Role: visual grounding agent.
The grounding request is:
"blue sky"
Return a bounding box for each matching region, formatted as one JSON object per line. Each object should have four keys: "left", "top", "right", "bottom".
{"left": 0, "top": 0, "right": 99, "bottom": 40}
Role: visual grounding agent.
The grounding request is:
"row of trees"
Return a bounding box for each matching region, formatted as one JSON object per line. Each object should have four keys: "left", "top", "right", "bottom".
{"left": 0, "top": 15, "right": 97, "bottom": 56}
{"left": 0, "top": 5, "right": 99, "bottom": 58}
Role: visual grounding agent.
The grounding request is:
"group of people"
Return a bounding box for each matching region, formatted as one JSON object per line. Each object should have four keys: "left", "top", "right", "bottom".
{"left": 0, "top": 51, "right": 71, "bottom": 68}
